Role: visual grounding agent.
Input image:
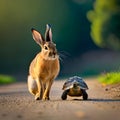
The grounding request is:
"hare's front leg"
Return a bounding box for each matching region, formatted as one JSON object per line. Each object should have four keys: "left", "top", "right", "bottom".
{"left": 43, "top": 79, "right": 54, "bottom": 100}
{"left": 35, "top": 78, "right": 44, "bottom": 100}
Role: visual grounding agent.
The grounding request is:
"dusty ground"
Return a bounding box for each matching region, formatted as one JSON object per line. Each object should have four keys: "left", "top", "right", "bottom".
{"left": 0, "top": 78, "right": 120, "bottom": 120}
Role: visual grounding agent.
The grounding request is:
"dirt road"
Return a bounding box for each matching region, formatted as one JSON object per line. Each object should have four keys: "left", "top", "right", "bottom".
{"left": 0, "top": 78, "right": 120, "bottom": 120}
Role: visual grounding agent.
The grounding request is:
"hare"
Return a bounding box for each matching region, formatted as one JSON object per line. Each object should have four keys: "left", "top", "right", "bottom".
{"left": 28, "top": 24, "right": 60, "bottom": 100}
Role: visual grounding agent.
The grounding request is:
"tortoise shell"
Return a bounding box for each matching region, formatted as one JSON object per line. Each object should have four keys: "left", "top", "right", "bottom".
{"left": 62, "top": 76, "right": 88, "bottom": 90}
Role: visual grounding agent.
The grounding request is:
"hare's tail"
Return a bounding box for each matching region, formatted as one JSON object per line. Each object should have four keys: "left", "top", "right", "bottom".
{"left": 27, "top": 75, "right": 38, "bottom": 95}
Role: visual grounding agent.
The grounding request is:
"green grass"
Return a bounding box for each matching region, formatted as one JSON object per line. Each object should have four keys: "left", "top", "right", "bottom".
{"left": 99, "top": 72, "right": 120, "bottom": 85}
{"left": 0, "top": 75, "right": 16, "bottom": 85}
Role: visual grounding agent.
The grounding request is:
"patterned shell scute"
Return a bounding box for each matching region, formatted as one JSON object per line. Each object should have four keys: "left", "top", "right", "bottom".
{"left": 63, "top": 76, "right": 88, "bottom": 90}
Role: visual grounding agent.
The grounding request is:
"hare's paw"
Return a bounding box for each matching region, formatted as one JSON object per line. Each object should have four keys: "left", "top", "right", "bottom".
{"left": 42, "top": 96, "right": 50, "bottom": 101}
{"left": 35, "top": 96, "right": 40, "bottom": 100}
{"left": 35, "top": 93, "right": 42, "bottom": 100}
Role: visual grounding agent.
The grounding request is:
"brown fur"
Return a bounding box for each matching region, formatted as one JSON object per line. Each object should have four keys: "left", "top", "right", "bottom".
{"left": 27, "top": 24, "right": 60, "bottom": 100}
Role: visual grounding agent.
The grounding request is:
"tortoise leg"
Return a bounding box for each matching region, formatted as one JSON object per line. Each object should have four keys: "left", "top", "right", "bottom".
{"left": 61, "top": 90, "right": 69, "bottom": 100}
{"left": 81, "top": 89, "right": 88, "bottom": 100}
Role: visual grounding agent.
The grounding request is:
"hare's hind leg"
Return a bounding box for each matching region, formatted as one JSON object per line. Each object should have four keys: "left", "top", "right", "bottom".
{"left": 27, "top": 75, "right": 38, "bottom": 96}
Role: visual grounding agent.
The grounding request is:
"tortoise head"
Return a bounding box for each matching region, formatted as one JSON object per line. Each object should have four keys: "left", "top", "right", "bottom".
{"left": 73, "top": 82, "right": 80, "bottom": 89}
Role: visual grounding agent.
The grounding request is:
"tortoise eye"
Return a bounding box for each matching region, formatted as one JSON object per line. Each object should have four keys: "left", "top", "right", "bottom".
{"left": 44, "top": 46, "right": 48, "bottom": 50}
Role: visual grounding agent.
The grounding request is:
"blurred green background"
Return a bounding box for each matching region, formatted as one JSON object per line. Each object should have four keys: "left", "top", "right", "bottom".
{"left": 0, "top": 0, "right": 120, "bottom": 82}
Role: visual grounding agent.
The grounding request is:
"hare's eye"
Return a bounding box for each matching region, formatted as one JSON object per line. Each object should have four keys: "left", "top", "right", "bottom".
{"left": 44, "top": 46, "right": 48, "bottom": 50}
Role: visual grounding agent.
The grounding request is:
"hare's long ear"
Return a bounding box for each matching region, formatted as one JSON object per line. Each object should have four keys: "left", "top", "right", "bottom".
{"left": 45, "top": 24, "right": 52, "bottom": 42}
{"left": 31, "top": 28, "right": 45, "bottom": 45}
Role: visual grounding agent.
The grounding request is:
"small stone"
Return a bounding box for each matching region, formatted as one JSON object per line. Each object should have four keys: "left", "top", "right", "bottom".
{"left": 105, "top": 88, "right": 109, "bottom": 91}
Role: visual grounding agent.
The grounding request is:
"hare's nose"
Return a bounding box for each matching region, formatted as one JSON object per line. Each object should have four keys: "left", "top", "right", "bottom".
{"left": 52, "top": 52, "right": 56, "bottom": 58}
{"left": 53, "top": 52, "right": 56, "bottom": 56}
{"left": 49, "top": 52, "right": 55, "bottom": 56}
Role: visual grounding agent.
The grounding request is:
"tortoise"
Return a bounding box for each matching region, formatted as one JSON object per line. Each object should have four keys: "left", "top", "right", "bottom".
{"left": 61, "top": 76, "right": 88, "bottom": 100}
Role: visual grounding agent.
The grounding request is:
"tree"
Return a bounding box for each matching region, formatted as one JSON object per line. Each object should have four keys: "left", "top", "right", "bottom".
{"left": 87, "top": 0, "right": 120, "bottom": 50}
{"left": 0, "top": 0, "right": 94, "bottom": 74}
